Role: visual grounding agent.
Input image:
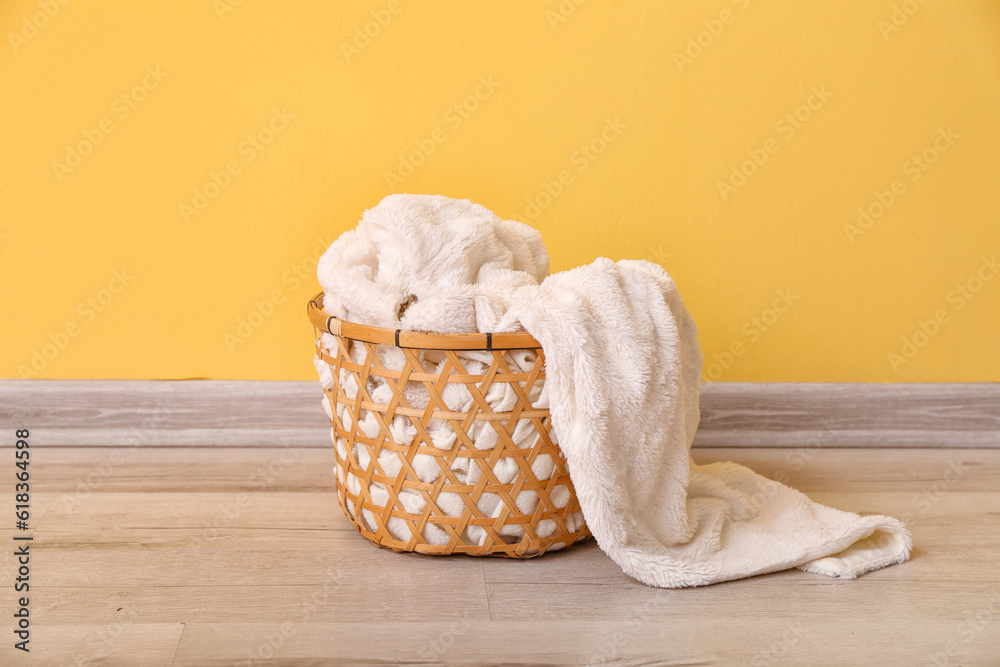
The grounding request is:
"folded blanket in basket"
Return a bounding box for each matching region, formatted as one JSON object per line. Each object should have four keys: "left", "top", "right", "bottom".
{"left": 316, "top": 193, "right": 912, "bottom": 587}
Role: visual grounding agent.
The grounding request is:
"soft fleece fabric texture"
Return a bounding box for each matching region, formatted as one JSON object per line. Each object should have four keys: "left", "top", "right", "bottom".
{"left": 317, "top": 194, "right": 912, "bottom": 587}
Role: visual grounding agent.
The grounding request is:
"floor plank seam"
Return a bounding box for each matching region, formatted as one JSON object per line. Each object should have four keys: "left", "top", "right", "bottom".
{"left": 169, "top": 622, "right": 185, "bottom": 667}
{"left": 480, "top": 561, "right": 495, "bottom": 622}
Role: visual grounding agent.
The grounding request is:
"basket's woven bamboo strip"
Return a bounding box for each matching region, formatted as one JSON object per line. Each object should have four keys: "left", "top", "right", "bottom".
{"left": 310, "top": 295, "right": 590, "bottom": 558}
{"left": 308, "top": 294, "right": 542, "bottom": 350}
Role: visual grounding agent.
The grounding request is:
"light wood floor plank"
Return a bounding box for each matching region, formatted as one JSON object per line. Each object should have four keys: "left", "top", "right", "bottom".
{"left": 31, "top": 582, "right": 490, "bottom": 626}
{"left": 26, "top": 529, "right": 486, "bottom": 588}
{"left": 28, "top": 446, "right": 336, "bottom": 492}
{"left": 170, "top": 618, "right": 1000, "bottom": 666}
{"left": 0, "top": 623, "right": 184, "bottom": 667}
{"left": 36, "top": 491, "right": 343, "bottom": 531}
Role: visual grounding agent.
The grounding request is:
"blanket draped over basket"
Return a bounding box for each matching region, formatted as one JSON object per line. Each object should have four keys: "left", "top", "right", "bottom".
{"left": 314, "top": 193, "right": 912, "bottom": 587}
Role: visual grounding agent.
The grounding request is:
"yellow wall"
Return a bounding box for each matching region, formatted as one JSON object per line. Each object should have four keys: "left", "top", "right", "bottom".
{"left": 3, "top": 1, "right": 998, "bottom": 382}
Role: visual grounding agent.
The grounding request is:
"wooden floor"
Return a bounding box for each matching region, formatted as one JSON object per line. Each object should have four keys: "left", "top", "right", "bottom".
{"left": 4, "top": 446, "right": 999, "bottom": 666}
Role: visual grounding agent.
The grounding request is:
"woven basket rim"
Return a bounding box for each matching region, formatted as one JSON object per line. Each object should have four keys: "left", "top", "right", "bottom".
{"left": 307, "top": 292, "right": 542, "bottom": 350}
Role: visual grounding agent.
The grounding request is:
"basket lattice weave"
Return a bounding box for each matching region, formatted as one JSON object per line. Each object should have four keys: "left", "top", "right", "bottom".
{"left": 308, "top": 294, "right": 590, "bottom": 557}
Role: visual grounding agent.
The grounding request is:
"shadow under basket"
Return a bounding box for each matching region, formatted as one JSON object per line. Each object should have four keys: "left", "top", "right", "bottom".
{"left": 308, "top": 294, "right": 591, "bottom": 558}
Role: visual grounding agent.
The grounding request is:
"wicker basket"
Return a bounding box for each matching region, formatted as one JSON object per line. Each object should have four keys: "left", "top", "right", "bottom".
{"left": 308, "top": 293, "right": 590, "bottom": 557}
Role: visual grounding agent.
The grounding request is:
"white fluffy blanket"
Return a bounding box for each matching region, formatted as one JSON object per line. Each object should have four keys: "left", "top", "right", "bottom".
{"left": 317, "top": 194, "right": 912, "bottom": 587}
